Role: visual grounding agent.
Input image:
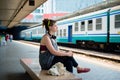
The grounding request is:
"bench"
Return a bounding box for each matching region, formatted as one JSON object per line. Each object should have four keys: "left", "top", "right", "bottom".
{"left": 20, "top": 58, "right": 82, "bottom": 80}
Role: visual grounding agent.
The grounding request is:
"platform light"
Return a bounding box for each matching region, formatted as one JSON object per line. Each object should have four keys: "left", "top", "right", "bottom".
{"left": 29, "top": 0, "right": 35, "bottom": 6}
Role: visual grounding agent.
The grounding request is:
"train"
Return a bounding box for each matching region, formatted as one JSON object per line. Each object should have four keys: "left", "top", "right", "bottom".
{"left": 20, "top": 3, "right": 120, "bottom": 51}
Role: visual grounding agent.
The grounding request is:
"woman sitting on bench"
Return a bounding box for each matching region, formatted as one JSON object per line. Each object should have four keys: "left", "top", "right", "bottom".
{"left": 39, "top": 19, "right": 90, "bottom": 73}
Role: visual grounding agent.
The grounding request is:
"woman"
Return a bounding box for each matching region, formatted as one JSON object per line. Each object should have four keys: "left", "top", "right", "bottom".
{"left": 39, "top": 19, "right": 90, "bottom": 73}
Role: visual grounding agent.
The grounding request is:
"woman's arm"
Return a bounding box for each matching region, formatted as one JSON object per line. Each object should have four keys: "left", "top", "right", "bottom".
{"left": 43, "top": 35, "right": 73, "bottom": 57}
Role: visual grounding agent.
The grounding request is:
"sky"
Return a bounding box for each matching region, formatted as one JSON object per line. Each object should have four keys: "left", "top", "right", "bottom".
{"left": 55, "top": 0, "right": 103, "bottom": 13}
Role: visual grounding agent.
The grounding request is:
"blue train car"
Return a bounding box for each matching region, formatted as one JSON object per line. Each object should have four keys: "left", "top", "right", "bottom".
{"left": 55, "top": 5, "right": 120, "bottom": 50}
{"left": 20, "top": 4, "right": 120, "bottom": 51}
{"left": 20, "top": 26, "right": 45, "bottom": 41}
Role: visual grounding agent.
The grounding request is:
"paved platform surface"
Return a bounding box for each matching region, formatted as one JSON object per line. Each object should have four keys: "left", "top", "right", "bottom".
{"left": 0, "top": 40, "right": 120, "bottom": 80}
{"left": 21, "top": 40, "right": 120, "bottom": 62}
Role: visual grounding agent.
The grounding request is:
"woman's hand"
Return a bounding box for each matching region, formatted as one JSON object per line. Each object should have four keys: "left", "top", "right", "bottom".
{"left": 67, "top": 51, "right": 73, "bottom": 57}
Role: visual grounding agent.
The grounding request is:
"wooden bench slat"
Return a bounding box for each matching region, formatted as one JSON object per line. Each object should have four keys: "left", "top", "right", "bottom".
{"left": 20, "top": 58, "right": 82, "bottom": 80}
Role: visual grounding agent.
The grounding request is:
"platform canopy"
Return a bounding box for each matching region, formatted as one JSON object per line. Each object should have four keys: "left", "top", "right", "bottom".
{"left": 0, "top": 0, "right": 47, "bottom": 28}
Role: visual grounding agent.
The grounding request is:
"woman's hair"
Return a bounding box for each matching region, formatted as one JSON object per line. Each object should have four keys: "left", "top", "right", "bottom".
{"left": 42, "top": 19, "right": 56, "bottom": 32}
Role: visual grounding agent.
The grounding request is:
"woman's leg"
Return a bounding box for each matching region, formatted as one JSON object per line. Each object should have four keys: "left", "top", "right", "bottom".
{"left": 51, "top": 56, "right": 74, "bottom": 72}
{"left": 52, "top": 56, "right": 90, "bottom": 73}
{"left": 67, "top": 57, "right": 78, "bottom": 67}
{"left": 64, "top": 58, "right": 73, "bottom": 72}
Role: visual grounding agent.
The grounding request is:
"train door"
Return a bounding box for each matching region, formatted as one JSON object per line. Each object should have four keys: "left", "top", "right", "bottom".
{"left": 68, "top": 25, "right": 72, "bottom": 42}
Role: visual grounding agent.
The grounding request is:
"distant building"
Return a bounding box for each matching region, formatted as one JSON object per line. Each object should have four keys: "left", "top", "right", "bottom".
{"left": 21, "top": 0, "right": 103, "bottom": 23}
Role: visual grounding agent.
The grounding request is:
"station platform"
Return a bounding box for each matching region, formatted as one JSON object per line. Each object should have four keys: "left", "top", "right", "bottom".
{"left": 21, "top": 40, "right": 120, "bottom": 62}
{"left": 0, "top": 40, "right": 120, "bottom": 80}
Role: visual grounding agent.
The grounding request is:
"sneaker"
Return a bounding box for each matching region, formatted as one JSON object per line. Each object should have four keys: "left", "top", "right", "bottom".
{"left": 77, "top": 68, "right": 90, "bottom": 73}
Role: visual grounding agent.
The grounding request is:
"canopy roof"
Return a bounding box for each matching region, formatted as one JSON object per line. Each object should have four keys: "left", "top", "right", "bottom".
{"left": 0, "top": 0, "right": 47, "bottom": 28}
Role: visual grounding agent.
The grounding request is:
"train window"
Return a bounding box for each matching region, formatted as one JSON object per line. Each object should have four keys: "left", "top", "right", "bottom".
{"left": 32, "top": 29, "right": 36, "bottom": 34}
{"left": 38, "top": 28, "right": 41, "bottom": 34}
{"left": 74, "top": 22, "right": 79, "bottom": 32}
{"left": 88, "top": 20, "right": 93, "bottom": 31}
{"left": 115, "top": 14, "right": 120, "bottom": 28}
{"left": 60, "top": 29, "right": 62, "bottom": 37}
{"left": 56, "top": 30, "right": 59, "bottom": 36}
{"left": 63, "top": 29, "right": 66, "bottom": 36}
{"left": 38, "top": 28, "right": 45, "bottom": 34}
{"left": 81, "top": 21, "right": 85, "bottom": 31}
{"left": 96, "top": 18, "right": 102, "bottom": 30}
